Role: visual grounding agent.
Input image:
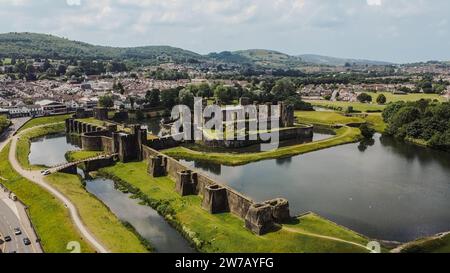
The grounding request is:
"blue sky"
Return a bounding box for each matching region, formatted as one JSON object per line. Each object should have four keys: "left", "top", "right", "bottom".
{"left": 1, "top": 0, "right": 449, "bottom": 63}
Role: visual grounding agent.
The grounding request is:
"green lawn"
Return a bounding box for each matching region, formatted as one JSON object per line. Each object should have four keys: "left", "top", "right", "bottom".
{"left": 364, "top": 113, "right": 387, "bottom": 133}
{"left": 308, "top": 100, "right": 385, "bottom": 112}
{"left": 45, "top": 173, "right": 150, "bottom": 253}
{"left": 295, "top": 111, "right": 365, "bottom": 126}
{"left": 77, "top": 117, "right": 131, "bottom": 133}
{"left": 0, "top": 145, "right": 94, "bottom": 253}
{"left": 65, "top": 150, "right": 104, "bottom": 162}
{"left": 373, "top": 91, "right": 445, "bottom": 103}
{"left": 164, "top": 126, "right": 362, "bottom": 166}
{"left": 307, "top": 92, "right": 445, "bottom": 113}
{"left": 76, "top": 117, "right": 108, "bottom": 128}
{"left": 19, "top": 114, "right": 72, "bottom": 132}
{"left": 99, "top": 161, "right": 371, "bottom": 253}
{"left": 399, "top": 233, "right": 450, "bottom": 253}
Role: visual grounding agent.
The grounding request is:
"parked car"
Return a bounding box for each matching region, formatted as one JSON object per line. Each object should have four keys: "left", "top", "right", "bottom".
{"left": 14, "top": 228, "right": 21, "bottom": 235}
{"left": 4, "top": 236, "right": 12, "bottom": 242}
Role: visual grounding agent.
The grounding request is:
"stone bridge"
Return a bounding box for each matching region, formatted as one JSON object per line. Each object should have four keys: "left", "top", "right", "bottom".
{"left": 50, "top": 154, "right": 118, "bottom": 174}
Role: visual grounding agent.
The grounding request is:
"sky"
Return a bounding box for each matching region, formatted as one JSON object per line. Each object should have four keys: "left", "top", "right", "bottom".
{"left": 1, "top": 0, "right": 450, "bottom": 63}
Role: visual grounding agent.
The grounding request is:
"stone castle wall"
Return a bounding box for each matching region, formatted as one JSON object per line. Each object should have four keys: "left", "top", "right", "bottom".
{"left": 142, "top": 145, "right": 258, "bottom": 220}
{"left": 67, "top": 117, "right": 290, "bottom": 235}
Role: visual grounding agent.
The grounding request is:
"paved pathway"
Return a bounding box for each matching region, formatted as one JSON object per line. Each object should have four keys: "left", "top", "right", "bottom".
{"left": 282, "top": 226, "right": 371, "bottom": 252}
{"left": 5, "top": 122, "right": 109, "bottom": 253}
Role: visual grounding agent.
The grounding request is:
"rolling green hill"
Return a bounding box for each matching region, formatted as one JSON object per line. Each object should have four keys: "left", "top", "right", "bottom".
{"left": 0, "top": 32, "right": 206, "bottom": 64}
{"left": 0, "top": 32, "right": 393, "bottom": 68}
{"left": 299, "top": 54, "right": 393, "bottom": 66}
{"left": 208, "top": 49, "right": 305, "bottom": 68}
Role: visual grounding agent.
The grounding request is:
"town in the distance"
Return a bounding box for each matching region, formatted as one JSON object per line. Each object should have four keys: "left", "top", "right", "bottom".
{"left": 0, "top": 32, "right": 449, "bottom": 256}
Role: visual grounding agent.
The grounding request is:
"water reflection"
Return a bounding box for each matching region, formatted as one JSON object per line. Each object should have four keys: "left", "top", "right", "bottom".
{"left": 29, "top": 133, "right": 80, "bottom": 167}
{"left": 182, "top": 134, "right": 450, "bottom": 242}
{"left": 85, "top": 178, "right": 194, "bottom": 253}
{"left": 29, "top": 134, "right": 194, "bottom": 253}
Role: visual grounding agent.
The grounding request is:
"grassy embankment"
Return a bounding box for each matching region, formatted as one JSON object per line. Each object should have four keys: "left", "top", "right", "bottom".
{"left": 0, "top": 145, "right": 94, "bottom": 253}
{"left": 398, "top": 233, "right": 450, "bottom": 253}
{"left": 14, "top": 116, "right": 151, "bottom": 253}
{"left": 65, "top": 150, "right": 104, "bottom": 162}
{"left": 163, "top": 111, "right": 364, "bottom": 166}
{"left": 18, "top": 114, "right": 72, "bottom": 132}
{"left": 45, "top": 173, "right": 151, "bottom": 253}
{"left": 96, "top": 160, "right": 372, "bottom": 253}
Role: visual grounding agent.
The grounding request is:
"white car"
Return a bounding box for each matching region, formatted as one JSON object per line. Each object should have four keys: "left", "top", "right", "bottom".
{"left": 42, "top": 170, "right": 51, "bottom": 176}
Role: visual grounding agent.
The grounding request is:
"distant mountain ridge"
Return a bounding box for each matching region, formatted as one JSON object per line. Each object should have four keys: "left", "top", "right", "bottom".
{"left": 0, "top": 32, "right": 394, "bottom": 67}
{"left": 0, "top": 32, "right": 206, "bottom": 64}
{"left": 299, "top": 54, "right": 393, "bottom": 66}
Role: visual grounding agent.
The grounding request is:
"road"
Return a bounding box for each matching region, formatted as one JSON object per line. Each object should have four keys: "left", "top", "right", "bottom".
{"left": 7, "top": 123, "right": 108, "bottom": 253}
{"left": 0, "top": 117, "right": 30, "bottom": 152}
{"left": 1, "top": 117, "right": 41, "bottom": 254}
{"left": 0, "top": 187, "right": 41, "bottom": 253}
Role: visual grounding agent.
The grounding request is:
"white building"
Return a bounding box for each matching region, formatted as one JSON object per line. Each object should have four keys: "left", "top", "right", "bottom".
{"left": 36, "top": 100, "right": 67, "bottom": 115}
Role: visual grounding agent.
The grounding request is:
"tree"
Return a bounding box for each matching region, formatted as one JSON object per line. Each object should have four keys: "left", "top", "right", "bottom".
{"left": 128, "top": 96, "right": 136, "bottom": 109}
{"left": 357, "top": 93, "right": 372, "bottom": 103}
{"left": 98, "top": 95, "right": 114, "bottom": 108}
{"left": 196, "top": 83, "right": 213, "bottom": 98}
{"left": 145, "top": 89, "right": 161, "bottom": 107}
{"left": 135, "top": 110, "right": 145, "bottom": 121}
{"left": 359, "top": 124, "right": 375, "bottom": 139}
{"left": 113, "top": 81, "right": 125, "bottom": 95}
{"left": 284, "top": 96, "right": 313, "bottom": 111}
{"left": 25, "top": 64, "right": 37, "bottom": 81}
{"left": 56, "top": 64, "right": 67, "bottom": 76}
{"left": 376, "top": 94, "right": 387, "bottom": 105}
{"left": 214, "top": 85, "right": 234, "bottom": 104}
{"left": 160, "top": 88, "right": 180, "bottom": 109}
{"left": 271, "top": 78, "right": 297, "bottom": 100}
{"left": 179, "top": 89, "right": 195, "bottom": 109}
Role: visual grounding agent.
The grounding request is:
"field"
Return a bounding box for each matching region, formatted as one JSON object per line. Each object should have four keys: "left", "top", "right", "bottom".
{"left": 0, "top": 145, "right": 94, "bottom": 253}
{"left": 98, "top": 161, "right": 372, "bottom": 253}
{"left": 307, "top": 91, "right": 445, "bottom": 113}
{"left": 374, "top": 91, "right": 445, "bottom": 103}
{"left": 295, "top": 111, "right": 365, "bottom": 126}
{"left": 308, "top": 100, "right": 385, "bottom": 112}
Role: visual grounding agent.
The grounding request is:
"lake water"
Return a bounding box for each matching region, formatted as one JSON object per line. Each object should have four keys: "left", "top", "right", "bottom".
{"left": 29, "top": 132, "right": 450, "bottom": 243}
{"left": 28, "top": 133, "right": 81, "bottom": 167}
{"left": 181, "top": 135, "right": 450, "bottom": 242}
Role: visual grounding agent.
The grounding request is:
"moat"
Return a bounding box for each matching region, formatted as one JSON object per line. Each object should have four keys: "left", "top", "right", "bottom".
{"left": 29, "top": 132, "right": 450, "bottom": 243}
{"left": 29, "top": 133, "right": 193, "bottom": 253}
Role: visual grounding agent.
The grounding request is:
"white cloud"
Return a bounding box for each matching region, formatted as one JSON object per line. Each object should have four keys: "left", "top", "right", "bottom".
{"left": 66, "top": 0, "right": 81, "bottom": 6}
{"left": 367, "top": 0, "right": 382, "bottom": 6}
{"left": 0, "top": 0, "right": 450, "bottom": 62}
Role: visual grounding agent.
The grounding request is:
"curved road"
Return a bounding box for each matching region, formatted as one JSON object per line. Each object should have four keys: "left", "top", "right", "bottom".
{"left": 6, "top": 123, "right": 108, "bottom": 253}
